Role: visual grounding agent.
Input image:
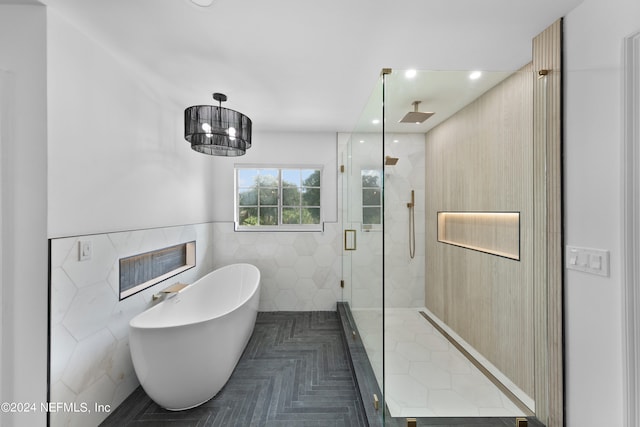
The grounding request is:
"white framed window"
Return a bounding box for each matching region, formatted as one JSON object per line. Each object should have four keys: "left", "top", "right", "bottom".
{"left": 235, "top": 166, "right": 323, "bottom": 231}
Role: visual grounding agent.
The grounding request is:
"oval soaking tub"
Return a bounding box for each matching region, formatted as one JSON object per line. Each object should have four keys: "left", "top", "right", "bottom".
{"left": 129, "top": 263, "right": 261, "bottom": 410}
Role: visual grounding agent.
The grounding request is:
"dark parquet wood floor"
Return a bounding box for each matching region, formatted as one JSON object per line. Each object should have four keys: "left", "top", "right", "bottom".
{"left": 100, "top": 311, "right": 367, "bottom": 427}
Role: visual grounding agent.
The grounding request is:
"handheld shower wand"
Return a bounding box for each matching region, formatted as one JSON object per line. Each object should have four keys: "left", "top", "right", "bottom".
{"left": 407, "top": 190, "right": 416, "bottom": 259}
{"left": 406, "top": 190, "right": 414, "bottom": 208}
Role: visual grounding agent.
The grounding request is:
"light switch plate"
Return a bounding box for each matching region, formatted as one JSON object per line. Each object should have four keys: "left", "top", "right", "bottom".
{"left": 565, "top": 245, "right": 609, "bottom": 277}
{"left": 78, "top": 240, "right": 92, "bottom": 261}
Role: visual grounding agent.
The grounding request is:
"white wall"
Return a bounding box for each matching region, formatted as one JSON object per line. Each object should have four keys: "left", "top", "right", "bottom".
{"left": 209, "top": 130, "right": 338, "bottom": 223}
{"left": 47, "top": 9, "right": 216, "bottom": 238}
{"left": 564, "top": 1, "right": 640, "bottom": 426}
{"left": 0, "top": 4, "right": 48, "bottom": 427}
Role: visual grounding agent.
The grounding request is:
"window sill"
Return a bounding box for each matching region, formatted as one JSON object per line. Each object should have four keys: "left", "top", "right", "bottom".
{"left": 234, "top": 223, "right": 324, "bottom": 232}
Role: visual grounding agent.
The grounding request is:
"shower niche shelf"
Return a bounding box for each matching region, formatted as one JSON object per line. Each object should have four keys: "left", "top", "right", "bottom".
{"left": 437, "top": 211, "right": 520, "bottom": 260}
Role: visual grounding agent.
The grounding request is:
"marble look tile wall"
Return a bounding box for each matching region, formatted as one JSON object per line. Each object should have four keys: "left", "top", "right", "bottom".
{"left": 49, "top": 223, "right": 215, "bottom": 427}
{"left": 384, "top": 134, "right": 426, "bottom": 308}
{"left": 210, "top": 222, "right": 344, "bottom": 311}
{"left": 339, "top": 134, "right": 384, "bottom": 310}
{"left": 339, "top": 133, "right": 426, "bottom": 309}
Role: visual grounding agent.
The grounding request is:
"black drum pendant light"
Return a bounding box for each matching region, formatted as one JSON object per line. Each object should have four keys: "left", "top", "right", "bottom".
{"left": 184, "top": 93, "right": 252, "bottom": 156}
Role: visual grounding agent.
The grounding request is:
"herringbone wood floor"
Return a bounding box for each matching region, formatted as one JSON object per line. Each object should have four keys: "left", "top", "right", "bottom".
{"left": 100, "top": 311, "right": 367, "bottom": 427}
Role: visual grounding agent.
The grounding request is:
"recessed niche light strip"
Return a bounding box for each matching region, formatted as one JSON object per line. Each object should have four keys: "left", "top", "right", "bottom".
{"left": 437, "top": 211, "right": 520, "bottom": 260}
{"left": 119, "top": 241, "right": 196, "bottom": 300}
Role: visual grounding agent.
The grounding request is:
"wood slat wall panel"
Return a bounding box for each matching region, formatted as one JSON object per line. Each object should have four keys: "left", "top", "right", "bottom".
{"left": 425, "top": 64, "right": 535, "bottom": 398}
{"left": 424, "top": 19, "right": 563, "bottom": 423}
{"left": 532, "top": 18, "right": 564, "bottom": 427}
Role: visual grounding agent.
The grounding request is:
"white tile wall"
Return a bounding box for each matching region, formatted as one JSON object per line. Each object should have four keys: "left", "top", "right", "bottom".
{"left": 339, "top": 133, "right": 426, "bottom": 309}
{"left": 384, "top": 134, "right": 426, "bottom": 308}
{"left": 50, "top": 223, "right": 215, "bottom": 427}
{"left": 211, "top": 222, "right": 344, "bottom": 311}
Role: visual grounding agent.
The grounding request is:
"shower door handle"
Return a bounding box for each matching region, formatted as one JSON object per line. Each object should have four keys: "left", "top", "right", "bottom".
{"left": 344, "top": 229, "right": 357, "bottom": 251}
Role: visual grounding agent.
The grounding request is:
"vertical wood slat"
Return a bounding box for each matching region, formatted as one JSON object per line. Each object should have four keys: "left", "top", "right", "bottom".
{"left": 425, "top": 65, "right": 535, "bottom": 398}
{"left": 532, "top": 18, "right": 563, "bottom": 427}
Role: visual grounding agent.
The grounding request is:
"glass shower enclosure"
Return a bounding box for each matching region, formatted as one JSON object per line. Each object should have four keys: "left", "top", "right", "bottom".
{"left": 340, "top": 67, "right": 545, "bottom": 425}
{"left": 341, "top": 68, "right": 429, "bottom": 424}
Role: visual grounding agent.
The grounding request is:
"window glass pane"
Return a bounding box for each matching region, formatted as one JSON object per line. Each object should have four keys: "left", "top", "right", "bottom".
{"left": 282, "top": 207, "right": 300, "bottom": 224}
{"left": 301, "top": 188, "right": 320, "bottom": 206}
{"left": 238, "top": 169, "right": 258, "bottom": 188}
{"left": 257, "top": 169, "right": 278, "bottom": 187}
{"left": 362, "top": 188, "right": 381, "bottom": 206}
{"left": 282, "top": 187, "right": 300, "bottom": 206}
{"left": 260, "top": 207, "right": 278, "bottom": 225}
{"left": 282, "top": 170, "right": 300, "bottom": 187}
{"left": 363, "top": 207, "right": 381, "bottom": 225}
{"left": 239, "top": 207, "right": 259, "bottom": 226}
{"left": 301, "top": 208, "right": 321, "bottom": 224}
{"left": 259, "top": 188, "right": 278, "bottom": 205}
{"left": 302, "top": 169, "right": 321, "bottom": 187}
{"left": 239, "top": 188, "right": 258, "bottom": 206}
{"left": 361, "top": 170, "right": 382, "bottom": 188}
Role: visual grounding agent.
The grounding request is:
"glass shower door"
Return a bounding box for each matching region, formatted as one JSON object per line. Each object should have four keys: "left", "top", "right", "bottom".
{"left": 340, "top": 71, "right": 386, "bottom": 422}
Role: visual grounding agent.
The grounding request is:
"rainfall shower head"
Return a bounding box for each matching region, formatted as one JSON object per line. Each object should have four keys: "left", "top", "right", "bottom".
{"left": 399, "top": 101, "right": 434, "bottom": 124}
{"left": 385, "top": 156, "right": 399, "bottom": 165}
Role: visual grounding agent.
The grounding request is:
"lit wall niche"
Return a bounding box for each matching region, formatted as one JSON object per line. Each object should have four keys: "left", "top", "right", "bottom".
{"left": 437, "top": 212, "right": 520, "bottom": 260}
{"left": 119, "top": 241, "right": 196, "bottom": 299}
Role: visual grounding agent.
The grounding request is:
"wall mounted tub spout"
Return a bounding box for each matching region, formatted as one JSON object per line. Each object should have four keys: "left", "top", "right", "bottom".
{"left": 152, "top": 282, "right": 189, "bottom": 301}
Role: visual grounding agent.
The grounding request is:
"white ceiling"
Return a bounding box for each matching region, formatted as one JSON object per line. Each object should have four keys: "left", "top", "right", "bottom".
{"left": 38, "top": 0, "right": 583, "bottom": 134}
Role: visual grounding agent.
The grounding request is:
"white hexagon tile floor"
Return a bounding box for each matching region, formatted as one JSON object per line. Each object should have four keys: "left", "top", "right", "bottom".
{"left": 351, "top": 307, "right": 528, "bottom": 418}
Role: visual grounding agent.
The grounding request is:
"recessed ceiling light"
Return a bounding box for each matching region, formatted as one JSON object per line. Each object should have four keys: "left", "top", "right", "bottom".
{"left": 372, "top": 119, "right": 380, "bottom": 124}
{"left": 469, "top": 71, "right": 482, "bottom": 80}
{"left": 190, "top": 0, "right": 214, "bottom": 7}
{"left": 405, "top": 69, "right": 417, "bottom": 79}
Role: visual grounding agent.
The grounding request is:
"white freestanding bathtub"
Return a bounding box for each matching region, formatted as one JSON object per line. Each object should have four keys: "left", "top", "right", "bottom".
{"left": 129, "top": 263, "right": 261, "bottom": 410}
